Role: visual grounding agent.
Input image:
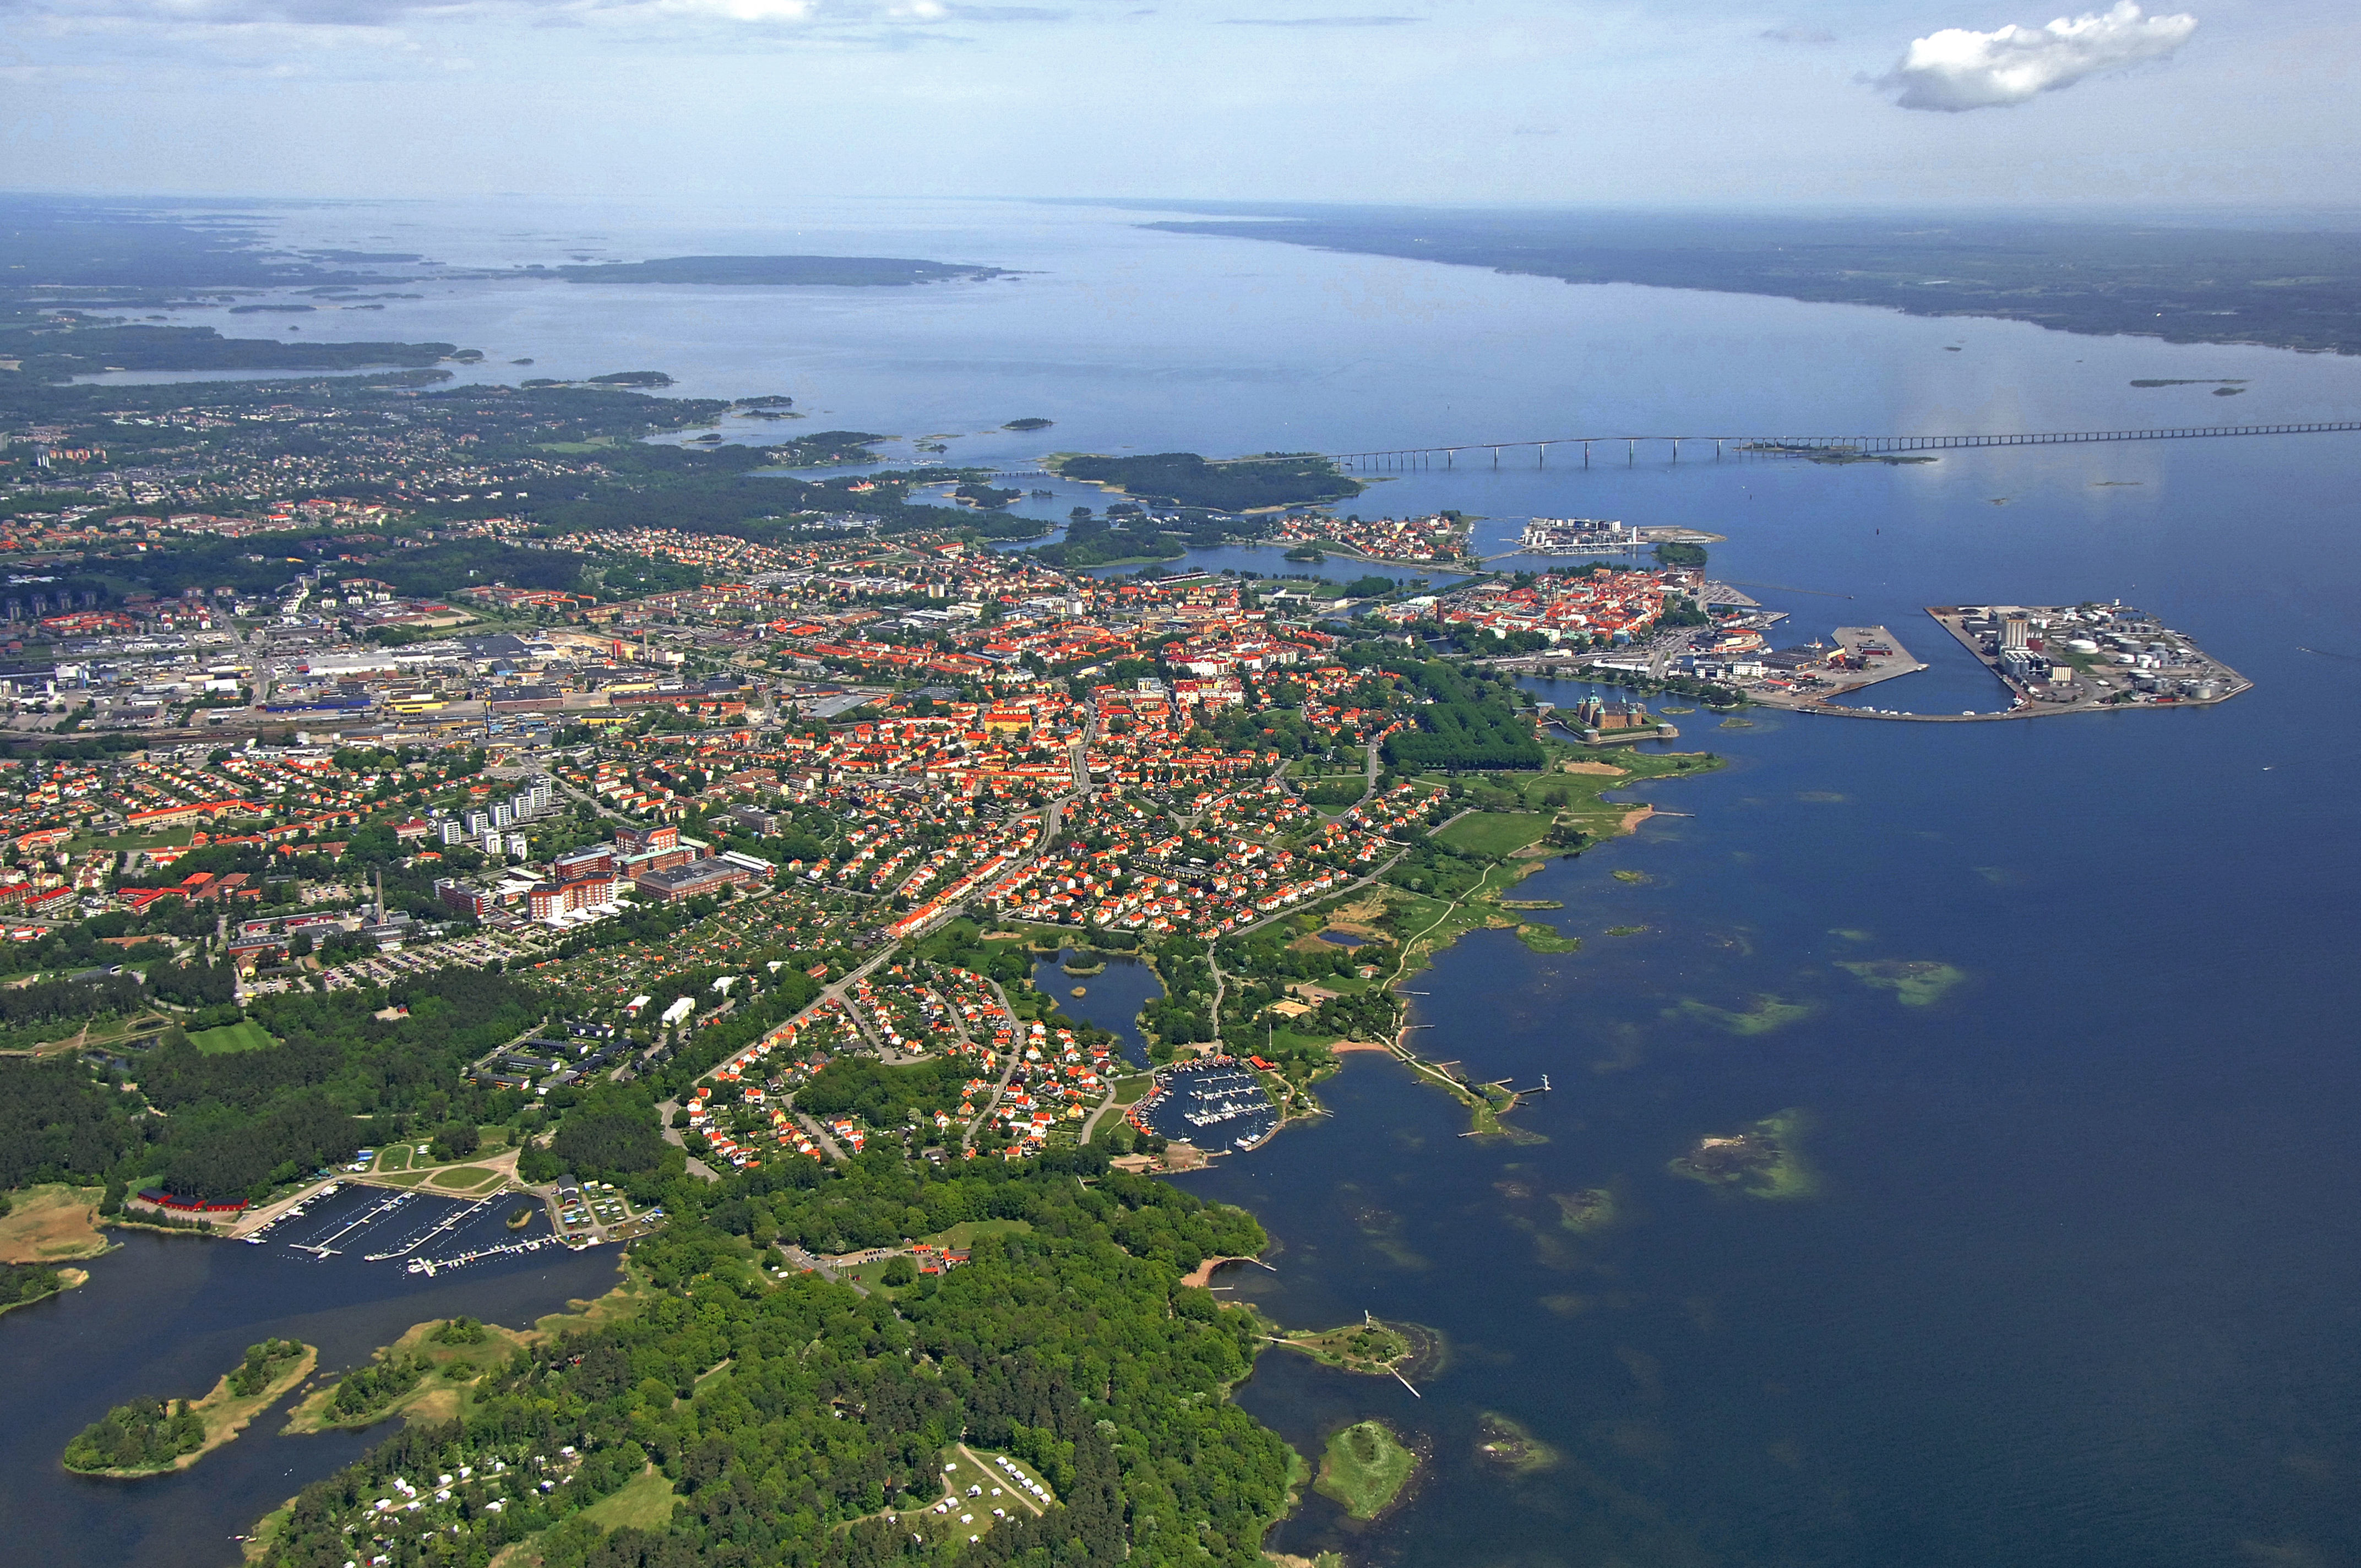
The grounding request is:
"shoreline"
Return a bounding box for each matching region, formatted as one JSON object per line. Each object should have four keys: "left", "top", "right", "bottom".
{"left": 67, "top": 1344, "right": 318, "bottom": 1479}
{"left": 1368, "top": 755, "right": 1718, "bottom": 1137}
{"left": 0, "top": 1264, "right": 91, "bottom": 1317}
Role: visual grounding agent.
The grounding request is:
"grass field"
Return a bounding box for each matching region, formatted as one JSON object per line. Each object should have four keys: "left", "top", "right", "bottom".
{"left": 906, "top": 1445, "right": 1048, "bottom": 1551}
{"left": 1434, "top": 812, "right": 1552, "bottom": 857}
{"left": 188, "top": 1020, "right": 277, "bottom": 1055}
{"left": 426, "top": 1166, "right": 504, "bottom": 1191}
{"left": 282, "top": 1318, "right": 527, "bottom": 1434}
{"left": 1314, "top": 1420, "right": 1417, "bottom": 1520}
{"left": 925, "top": 1217, "right": 1033, "bottom": 1249}
{"left": 577, "top": 1465, "right": 678, "bottom": 1532}
{"left": 0, "top": 1184, "right": 110, "bottom": 1263}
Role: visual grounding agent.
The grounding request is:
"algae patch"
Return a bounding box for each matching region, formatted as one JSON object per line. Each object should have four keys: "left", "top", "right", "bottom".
{"left": 1678, "top": 995, "right": 1815, "bottom": 1036}
{"left": 1839, "top": 959, "right": 1966, "bottom": 1007}
{"left": 1551, "top": 1188, "right": 1618, "bottom": 1234}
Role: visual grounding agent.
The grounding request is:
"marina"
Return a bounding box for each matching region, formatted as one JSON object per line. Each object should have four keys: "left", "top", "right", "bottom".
{"left": 259, "top": 1185, "right": 576, "bottom": 1270}
{"left": 1136, "top": 1057, "right": 1282, "bottom": 1152}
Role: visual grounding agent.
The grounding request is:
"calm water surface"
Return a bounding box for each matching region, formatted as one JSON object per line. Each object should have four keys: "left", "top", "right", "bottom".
{"left": 47, "top": 197, "right": 2361, "bottom": 1565}
{"left": 1031, "top": 948, "right": 1163, "bottom": 1067}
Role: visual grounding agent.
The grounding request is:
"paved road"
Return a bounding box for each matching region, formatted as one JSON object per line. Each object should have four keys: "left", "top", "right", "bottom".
{"left": 960, "top": 979, "right": 1028, "bottom": 1151}
{"left": 654, "top": 1099, "right": 724, "bottom": 1181}
{"left": 1076, "top": 1084, "right": 1127, "bottom": 1145}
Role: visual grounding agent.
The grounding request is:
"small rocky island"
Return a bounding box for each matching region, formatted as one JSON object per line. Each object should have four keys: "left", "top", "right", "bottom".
{"left": 1475, "top": 1411, "right": 1560, "bottom": 1474}
{"left": 1671, "top": 1112, "right": 1814, "bottom": 1199}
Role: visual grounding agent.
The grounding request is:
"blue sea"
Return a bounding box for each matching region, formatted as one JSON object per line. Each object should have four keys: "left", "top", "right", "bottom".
{"left": 32, "top": 195, "right": 2361, "bottom": 1566}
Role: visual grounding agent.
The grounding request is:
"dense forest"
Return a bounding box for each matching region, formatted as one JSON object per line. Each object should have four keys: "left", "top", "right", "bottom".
{"left": 1375, "top": 659, "right": 1544, "bottom": 772}
{"left": 796, "top": 1055, "right": 975, "bottom": 1131}
{"left": 259, "top": 1152, "right": 1290, "bottom": 1568}
{"left": 1, "top": 324, "right": 455, "bottom": 384}
{"left": 1, "top": 1261, "right": 69, "bottom": 1311}
{"left": 0, "top": 1057, "right": 146, "bottom": 1188}
{"left": 547, "top": 256, "right": 1010, "bottom": 287}
{"left": 0, "top": 965, "right": 554, "bottom": 1202}
{"left": 62, "top": 1396, "right": 207, "bottom": 1473}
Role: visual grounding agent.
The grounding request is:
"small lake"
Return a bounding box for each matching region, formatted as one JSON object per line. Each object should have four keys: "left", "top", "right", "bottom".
{"left": 0, "top": 1189, "right": 628, "bottom": 1568}
{"left": 1031, "top": 946, "right": 1162, "bottom": 1066}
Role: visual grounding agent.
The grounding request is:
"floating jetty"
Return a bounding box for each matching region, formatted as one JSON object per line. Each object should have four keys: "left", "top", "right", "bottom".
{"left": 366, "top": 1196, "right": 499, "bottom": 1262}
{"left": 284, "top": 1190, "right": 414, "bottom": 1258}
{"left": 407, "top": 1234, "right": 565, "bottom": 1276}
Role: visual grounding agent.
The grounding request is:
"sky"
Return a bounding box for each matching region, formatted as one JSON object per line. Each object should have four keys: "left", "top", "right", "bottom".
{"left": 0, "top": 0, "right": 2353, "bottom": 209}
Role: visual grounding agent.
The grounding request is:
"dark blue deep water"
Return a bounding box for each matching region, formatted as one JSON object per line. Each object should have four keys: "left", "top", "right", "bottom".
{"left": 1180, "top": 431, "right": 2361, "bottom": 1567}
{"left": 36, "top": 197, "right": 2361, "bottom": 1565}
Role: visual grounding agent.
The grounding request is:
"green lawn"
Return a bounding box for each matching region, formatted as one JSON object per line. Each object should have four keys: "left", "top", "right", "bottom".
{"left": 578, "top": 1466, "right": 678, "bottom": 1532}
{"left": 1434, "top": 812, "right": 1552, "bottom": 857}
{"left": 1314, "top": 1420, "right": 1417, "bottom": 1520}
{"left": 925, "top": 1217, "right": 1033, "bottom": 1249}
{"left": 188, "top": 1020, "right": 277, "bottom": 1055}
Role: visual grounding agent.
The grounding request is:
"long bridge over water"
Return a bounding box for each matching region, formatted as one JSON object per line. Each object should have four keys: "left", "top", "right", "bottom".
{"left": 1203, "top": 419, "right": 2361, "bottom": 471}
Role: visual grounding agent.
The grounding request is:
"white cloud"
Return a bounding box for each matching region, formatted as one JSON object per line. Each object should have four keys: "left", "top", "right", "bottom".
{"left": 1881, "top": 1, "right": 2195, "bottom": 111}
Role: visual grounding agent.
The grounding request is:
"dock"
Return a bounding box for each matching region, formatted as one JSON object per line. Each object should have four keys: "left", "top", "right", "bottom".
{"left": 1748, "top": 624, "right": 1925, "bottom": 712}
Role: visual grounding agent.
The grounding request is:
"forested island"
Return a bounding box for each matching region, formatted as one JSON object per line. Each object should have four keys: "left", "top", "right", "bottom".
{"left": 1133, "top": 206, "right": 2361, "bottom": 356}
{"left": 62, "top": 1338, "right": 314, "bottom": 1476}
{"left": 1, "top": 323, "right": 461, "bottom": 383}
{"left": 1050, "top": 451, "right": 1360, "bottom": 511}
{"left": 1028, "top": 504, "right": 1293, "bottom": 568}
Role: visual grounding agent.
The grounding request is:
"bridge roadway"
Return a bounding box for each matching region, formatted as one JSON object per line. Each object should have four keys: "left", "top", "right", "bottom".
{"left": 1178, "top": 420, "right": 2361, "bottom": 471}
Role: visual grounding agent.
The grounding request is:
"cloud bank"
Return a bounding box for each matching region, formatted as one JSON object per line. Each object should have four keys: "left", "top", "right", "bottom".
{"left": 1882, "top": 1, "right": 2195, "bottom": 112}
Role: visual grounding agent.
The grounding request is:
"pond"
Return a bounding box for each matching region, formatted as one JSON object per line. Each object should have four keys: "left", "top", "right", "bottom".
{"left": 1029, "top": 947, "right": 1165, "bottom": 1066}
